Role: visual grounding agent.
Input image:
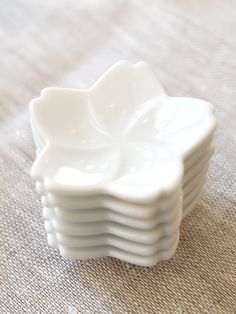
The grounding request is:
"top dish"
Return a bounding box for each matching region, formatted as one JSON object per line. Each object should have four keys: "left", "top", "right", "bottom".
{"left": 30, "top": 61, "right": 217, "bottom": 202}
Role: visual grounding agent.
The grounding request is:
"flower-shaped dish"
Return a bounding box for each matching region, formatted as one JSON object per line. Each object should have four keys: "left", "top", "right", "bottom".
{"left": 30, "top": 61, "right": 217, "bottom": 204}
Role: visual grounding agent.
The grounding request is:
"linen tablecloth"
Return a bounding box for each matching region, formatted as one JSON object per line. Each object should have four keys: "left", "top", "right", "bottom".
{"left": 1, "top": 1, "right": 236, "bottom": 313}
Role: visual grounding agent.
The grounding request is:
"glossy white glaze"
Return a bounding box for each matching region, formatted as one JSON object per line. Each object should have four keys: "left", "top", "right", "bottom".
{"left": 30, "top": 61, "right": 216, "bottom": 200}
{"left": 30, "top": 61, "right": 217, "bottom": 265}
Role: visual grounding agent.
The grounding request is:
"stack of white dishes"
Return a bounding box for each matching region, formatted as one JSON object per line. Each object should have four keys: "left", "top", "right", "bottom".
{"left": 30, "top": 61, "right": 217, "bottom": 266}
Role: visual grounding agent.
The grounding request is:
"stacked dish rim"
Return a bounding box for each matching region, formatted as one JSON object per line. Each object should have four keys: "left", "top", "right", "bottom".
{"left": 30, "top": 61, "right": 217, "bottom": 266}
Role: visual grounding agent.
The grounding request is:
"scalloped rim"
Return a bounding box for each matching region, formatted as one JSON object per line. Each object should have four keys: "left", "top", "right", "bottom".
{"left": 30, "top": 61, "right": 217, "bottom": 203}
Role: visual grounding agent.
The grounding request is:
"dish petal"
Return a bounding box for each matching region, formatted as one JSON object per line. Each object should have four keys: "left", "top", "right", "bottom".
{"left": 154, "top": 96, "right": 217, "bottom": 156}
{"left": 106, "top": 144, "right": 183, "bottom": 202}
{"left": 90, "top": 61, "right": 164, "bottom": 137}
{"left": 30, "top": 88, "right": 109, "bottom": 149}
{"left": 31, "top": 143, "right": 121, "bottom": 195}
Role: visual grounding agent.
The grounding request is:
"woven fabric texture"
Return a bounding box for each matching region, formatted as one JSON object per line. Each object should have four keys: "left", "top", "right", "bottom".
{"left": 0, "top": 1, "right": 236, "bottom": 313}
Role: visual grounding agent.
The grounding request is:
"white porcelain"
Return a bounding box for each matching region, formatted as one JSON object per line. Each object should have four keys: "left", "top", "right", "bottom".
{"left": 41, "top": 164, "right": 207, "bottom": 228}
{"left": 44, "top": 183, "right": 204, "bottom": 259}
{"left": 44, "top": 204, "right": 182, "bottom": 243}
{"left": 47, "top": 231, "right": 179, "bottom": 257}
{"left": 38, "top": 146, "right": 213, "bottom": 220}
{"left": 30, "top": 61, "right": 216, "bottom": 202}
{"left": 31, "top": 117, "right": 213, "bottom": 171}
{"left": 42, "top": 149, "right": 208, "bottom": 259}
{"left": 41, "top": 186, "right": 181, "bottom": 219}
{"left": 34, "top": 134, "right": 213, "bottom": 196}
{"left": 57, "top": 238, "right": 180, "bottom": 267}
{"left": 44, "top": 178, "right": 205, "bottom": 246}
{"left": 44, "top": 181, "right": 205, "bottom": 260}
{"left": 42, "top": 196, "right": 181, "bottom": 230}
{"left": 44, "top": 201, "right": 181, "bottom": 235}
{"left": 30, "top": 61, "right": 217, "bottom": 265}
{"left": 33, "top": 130, "right": 213, "bottom": 222}
{"left": 44, "top": 186, "right": 203, "bottom": 245}
{"left": 43, "top": 174, "right": 205, "bottom": 240}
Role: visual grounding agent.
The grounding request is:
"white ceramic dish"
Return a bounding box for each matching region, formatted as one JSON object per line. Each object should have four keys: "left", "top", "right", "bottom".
{"left": 47, "top": 231, "right": 179, "bottom": 256}
{"left": 34, "top": 134, "right": 213, "bottom": 196}
{"left": 32, "top": 115, "right": 213, "bottom": 197}
{"left": 30, "top": 61, "right": 216, "bottom": 202}
{"left": 43, "top": 185, "right": 203, "bottom": 261}
{"left": 43, "top": 190, "right": 182, "bottom": 220}
{"left": 41, "top": 166, "right": 207, "bottom": 228}
{"left": 42, "top": 150, "right": 208, "bottom": 254}
{"left": 41, "top": 185, "right": 181, "bottom": 218}
{"left": 31, "top": 125, "right": 212, "bottom": 226}
{"left": 30, "top": 61, "right": 216, "bottom": 265}
{"left": 44, "top": 205, "right": 182, "bottom": 244}
{"left": 55, "top": 244, "right": 178, "bottom": 267}
{"left": 42, "top": 195, "right": 181, "bottom": 229}
{"left": 44, "top": 184, "right": 204, "bottom": 261}
{"left": 44, "top": 199, "right": 181, "bottom": 235}
{"left": 31, "top": 117, "right": 213, "bottom": 172}
{"left": 44, "top": 175, "right": 205, "bottom": 241}
{"left": 58, "top": 238, "right": 180, "bottom": 267}
{"left": 39, "top": 146, "right": 213, "bottom": 220}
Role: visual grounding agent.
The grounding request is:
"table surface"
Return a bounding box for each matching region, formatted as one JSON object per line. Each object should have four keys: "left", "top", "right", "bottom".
{"left": 1, "top": 1, "right": 236, "bottom": 313}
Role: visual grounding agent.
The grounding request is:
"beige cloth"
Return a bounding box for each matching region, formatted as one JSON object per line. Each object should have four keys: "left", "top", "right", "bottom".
{"left": 0, "top": 1, "right": 236, "bottom": 313}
